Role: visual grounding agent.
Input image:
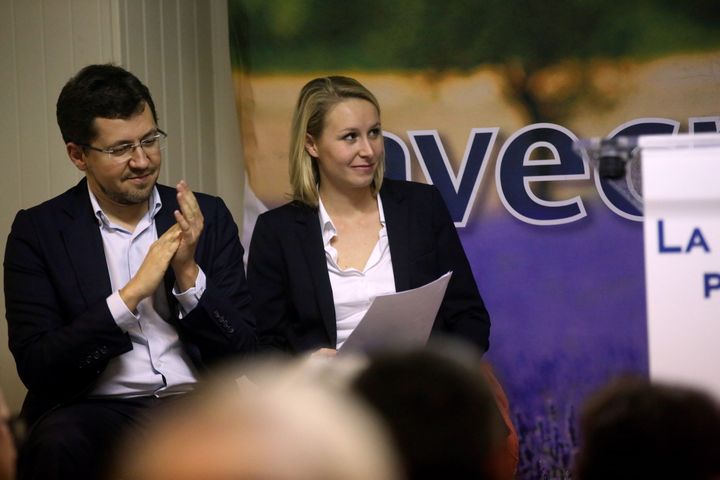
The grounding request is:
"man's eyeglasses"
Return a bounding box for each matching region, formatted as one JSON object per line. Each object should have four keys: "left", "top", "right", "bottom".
{"left": 79, "top": 129, "right": 167, "bottom": 164}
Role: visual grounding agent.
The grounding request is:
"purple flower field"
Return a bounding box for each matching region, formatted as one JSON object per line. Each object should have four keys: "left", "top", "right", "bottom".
{"left": 459, "top": 201, "right": 648, "bottom": 478}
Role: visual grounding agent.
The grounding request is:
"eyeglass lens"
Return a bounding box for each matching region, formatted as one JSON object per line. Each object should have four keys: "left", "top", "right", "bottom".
{"left": 110, "top": 134, "right": 166, "bottom": 162}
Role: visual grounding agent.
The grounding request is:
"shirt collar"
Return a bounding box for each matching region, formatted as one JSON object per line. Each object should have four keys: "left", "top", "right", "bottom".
{"left": 88, "top": 183, "right": 162, "bottom": 227}
{"left": 317, "top": 194, "right": 386, "bottom": 247}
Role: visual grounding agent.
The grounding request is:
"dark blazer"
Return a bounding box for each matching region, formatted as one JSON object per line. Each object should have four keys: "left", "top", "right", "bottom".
{"left": 4, "top": 178, "right": 255, "bottom": 424}
{"left": 248, "top": 179, "right": 490, "bottom": 354}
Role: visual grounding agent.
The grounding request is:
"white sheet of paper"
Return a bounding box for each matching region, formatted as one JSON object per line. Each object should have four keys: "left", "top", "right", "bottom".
{"left": 339, "top": 271, "right": 453, "bottom": 354}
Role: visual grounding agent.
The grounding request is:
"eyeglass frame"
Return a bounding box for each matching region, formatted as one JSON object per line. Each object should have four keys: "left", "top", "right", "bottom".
{"left": 77, "top": 128, "right": 167, "bottom": 163}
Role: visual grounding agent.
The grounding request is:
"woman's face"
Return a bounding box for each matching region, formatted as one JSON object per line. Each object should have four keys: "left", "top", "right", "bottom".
{"left": 305, "top": 98, "right": 383, "bottom": 196}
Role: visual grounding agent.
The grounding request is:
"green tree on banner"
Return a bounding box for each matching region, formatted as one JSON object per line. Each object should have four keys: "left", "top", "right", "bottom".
{"left": 229, "top": 0, "right": 720, "bottom": 125}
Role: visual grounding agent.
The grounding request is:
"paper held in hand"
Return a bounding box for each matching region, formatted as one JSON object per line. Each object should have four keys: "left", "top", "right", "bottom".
{"left": 339, "top": 271, "right": 453, "bottom": 354}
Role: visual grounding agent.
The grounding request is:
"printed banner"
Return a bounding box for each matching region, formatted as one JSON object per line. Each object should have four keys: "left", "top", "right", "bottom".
{"left": 228, "top": 1, "right": 720, "bottom": 477}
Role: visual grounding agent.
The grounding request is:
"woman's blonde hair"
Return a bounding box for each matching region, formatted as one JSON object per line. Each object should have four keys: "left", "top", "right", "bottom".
{"left": 289, "top": 76, "right": 385, "bottom": 207}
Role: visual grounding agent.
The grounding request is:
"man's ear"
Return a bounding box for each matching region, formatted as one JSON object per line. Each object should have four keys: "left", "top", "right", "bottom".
{"left": 305, "top": 133, "right": 319, "bottom": 158}
{"left": 67, "top": 143, "right": 88, "bottom": 171}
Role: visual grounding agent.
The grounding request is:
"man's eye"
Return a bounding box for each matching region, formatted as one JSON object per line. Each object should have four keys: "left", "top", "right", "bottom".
{"left": 109, "top": 145, "right": 133, "bottom": 156}
{"left": 141, "top": 137, "right": 158, "bottom": 147}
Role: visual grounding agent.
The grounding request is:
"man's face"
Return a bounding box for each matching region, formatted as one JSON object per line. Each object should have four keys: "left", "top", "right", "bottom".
{"left": 78, "top": 103, "right": 161, "bottom": 208}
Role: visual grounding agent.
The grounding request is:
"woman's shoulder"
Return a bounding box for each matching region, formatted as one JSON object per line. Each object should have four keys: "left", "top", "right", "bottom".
{"left": 381, "top": 178, "right": 440, "bottom": 200}
{"left": 257, "top": 200, "right": 316, "bottom": 224}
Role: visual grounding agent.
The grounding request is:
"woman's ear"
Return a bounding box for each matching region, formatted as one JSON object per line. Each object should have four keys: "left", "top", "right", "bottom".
{"left": 305, "top": 133, "right": 319, "bottom": 158}
{"left": 67, "top": 143, "right": 88, "bottom": 171}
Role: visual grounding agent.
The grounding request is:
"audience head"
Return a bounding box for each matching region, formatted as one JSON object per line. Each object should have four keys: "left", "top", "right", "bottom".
{"left": 574, "top": 377, "right": 720, "bottom": 480}
{"left": 56, "top": 63, "right": 158, "bottom": 145}
{"left": 289, "top": 75, "right": 385, "bottom": 207}
{"left": 350, "top": 342, "right": 506, "bottom": 480}
{"left": 110, "top": 357, "right": 400, "bottom": 480}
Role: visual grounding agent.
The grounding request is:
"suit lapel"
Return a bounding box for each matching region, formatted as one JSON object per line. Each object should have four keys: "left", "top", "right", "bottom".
{"left": 154, "top": 185, "right": 176, "bottom": 235}
{"left": 155, "top": 185, "right": 178, "bottom": 305}
{"left": 382, "top": 181, "right": 411, "bottom": 292}
{"left": 61, "top": 179, "right": 112, "bottom": 306}
{"left": 295, "top": 205, "right": 337, "bottom": 344}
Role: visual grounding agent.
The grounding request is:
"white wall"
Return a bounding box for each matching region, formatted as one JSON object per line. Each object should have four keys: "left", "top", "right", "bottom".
{"left": 0, "top": 0, "right": 245, "bottom": 412}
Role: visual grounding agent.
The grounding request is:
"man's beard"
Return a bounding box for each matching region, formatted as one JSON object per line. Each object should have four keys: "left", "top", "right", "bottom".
{"left": 100, "top": 171, "right": 157, "bottom": 205}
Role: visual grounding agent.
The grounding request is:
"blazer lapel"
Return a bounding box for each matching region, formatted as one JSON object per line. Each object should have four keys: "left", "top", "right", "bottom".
{"left": 295, "top": 205, "right": 337, "bottom": 344}
{"left": 154, "top": 185, "right": 178, "bottom": 306}
{"left": 382, "top": 181, "right": 411, "bottom": 292}
{"left": 154, "top": 186, "right": 176, "bottom": 235}
{"left": 61, "top": 180, "right": 112, "bottom": 306}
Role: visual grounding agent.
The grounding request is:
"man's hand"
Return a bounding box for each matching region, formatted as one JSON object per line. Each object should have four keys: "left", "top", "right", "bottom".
{"left": 172, "top": 180, "right": 204, "bottom": 291}
{"left": 119, "top": 224, "right": 182, "bottom": 312}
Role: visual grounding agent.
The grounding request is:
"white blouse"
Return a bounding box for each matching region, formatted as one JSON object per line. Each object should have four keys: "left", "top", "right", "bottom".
{"left": 318, "top": 195, "right": 397, "bottom": 349}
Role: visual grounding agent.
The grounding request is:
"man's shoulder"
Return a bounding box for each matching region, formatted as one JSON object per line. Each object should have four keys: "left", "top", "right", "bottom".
{"left": 6, "top": 182, "right": 89, "bottom": 243}
{"left": 18, "top": 180, "right": 86, "bottom": 220}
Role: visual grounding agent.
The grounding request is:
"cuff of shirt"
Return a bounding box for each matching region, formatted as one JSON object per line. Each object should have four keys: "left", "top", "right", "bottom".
{"left": 107, "top": 291, "right": 139, "bottom": 331}
{"left": 173, "top": 267, "right": 207, "bottom": 315}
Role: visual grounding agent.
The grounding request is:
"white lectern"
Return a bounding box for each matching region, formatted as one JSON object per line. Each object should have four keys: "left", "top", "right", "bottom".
{"left": 578, "top": 133, "right": 720, "bottom": 398}
{"left": 641, "top": 133, "right": 720, "bottom": 398}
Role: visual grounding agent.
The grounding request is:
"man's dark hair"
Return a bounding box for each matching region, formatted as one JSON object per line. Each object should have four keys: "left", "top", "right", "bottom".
{"left": 56, "top": 64, "right": 158, "bottom": 145}
{"left": 574, "top": 377, "right": 720, "bottom": 480}
{"left": 351, "top": 344, "right": 505, "bottom": 480}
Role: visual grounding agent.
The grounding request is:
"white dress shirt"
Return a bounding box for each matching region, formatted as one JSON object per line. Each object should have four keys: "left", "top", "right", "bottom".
{"left": 318, "top": 195, "right": 396, "bottom": 349}
{"left": 88, "top": 185, "right": 203, "bottom": 398}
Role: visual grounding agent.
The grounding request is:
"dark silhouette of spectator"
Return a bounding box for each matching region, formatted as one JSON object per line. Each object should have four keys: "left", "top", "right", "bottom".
{"left": 350, "top": 344, "right": 507, "bottom": 480}
{"left": 574, "top": 377, "right": 720, "bottom": 480}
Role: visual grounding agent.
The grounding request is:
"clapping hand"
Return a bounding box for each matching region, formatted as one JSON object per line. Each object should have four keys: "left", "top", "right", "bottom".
{"left": 120, "top": 223, "right": 182, "bottom": 312}
{"left": 172, "top": 180, "right": 204, "bottom": 291}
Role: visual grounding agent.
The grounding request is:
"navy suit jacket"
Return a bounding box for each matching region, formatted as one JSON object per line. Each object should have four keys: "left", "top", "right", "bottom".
{"left": 248, "top": 179, "right": 490, "bottom": 354}
{"left": 4, "top": 178, "right": 255, "bottom": 424}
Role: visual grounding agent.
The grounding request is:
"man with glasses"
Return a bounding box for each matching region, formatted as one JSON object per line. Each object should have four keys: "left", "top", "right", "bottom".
{"left": 3, "top": 64, "right": 256, "bottom": 480}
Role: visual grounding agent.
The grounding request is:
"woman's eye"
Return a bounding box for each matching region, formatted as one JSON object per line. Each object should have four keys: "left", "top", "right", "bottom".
{"left": 369, "top": 128, "right": 381, "bottom": 138}
{"left": 343, "top": 132, "right": 357, "bottom": 141}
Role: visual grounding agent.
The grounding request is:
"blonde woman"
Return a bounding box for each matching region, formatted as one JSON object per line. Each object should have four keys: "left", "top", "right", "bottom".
{"left": 248, "top": 76, "right": 490, "bottom": 356}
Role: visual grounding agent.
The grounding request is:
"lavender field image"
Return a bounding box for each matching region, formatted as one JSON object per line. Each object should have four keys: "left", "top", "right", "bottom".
{"left": 461, "top": 201, "right": 649, "bottom": 477}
